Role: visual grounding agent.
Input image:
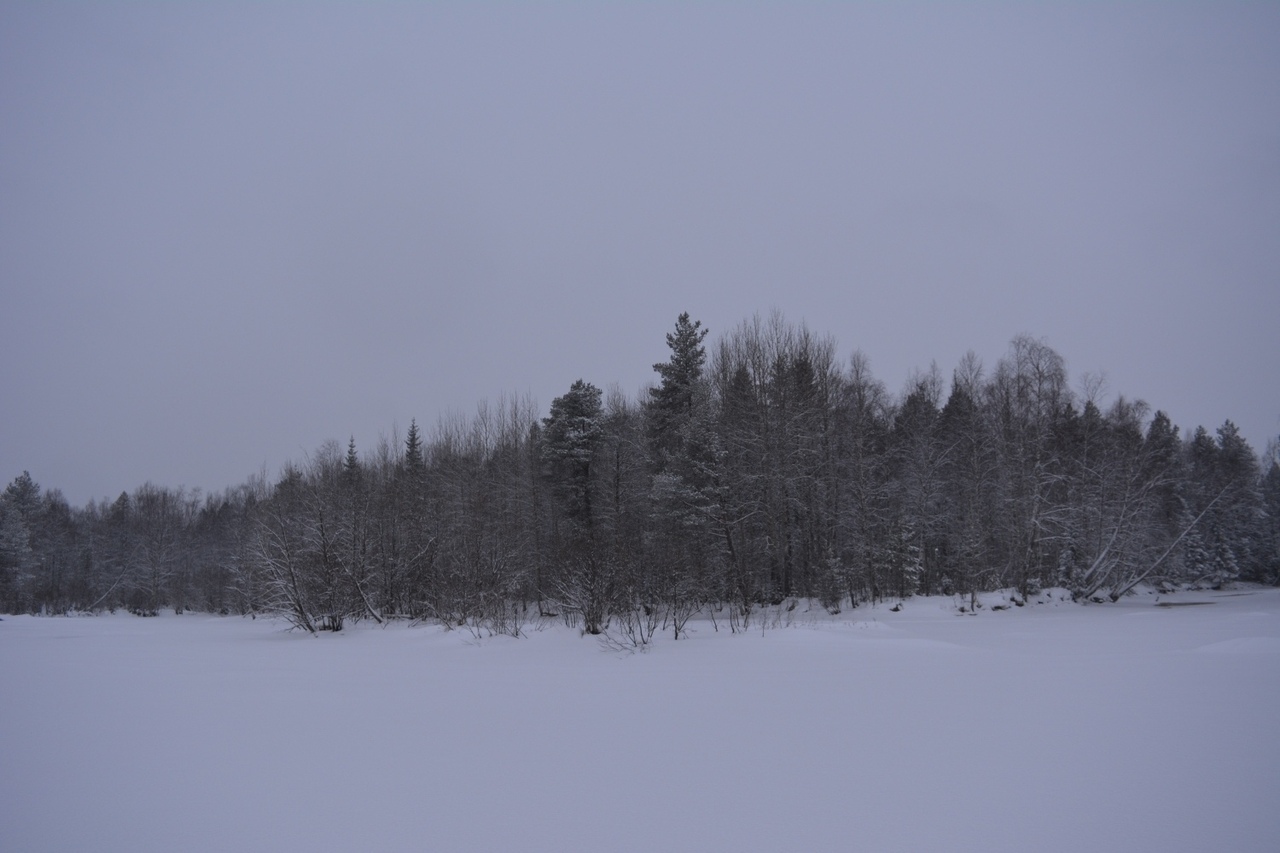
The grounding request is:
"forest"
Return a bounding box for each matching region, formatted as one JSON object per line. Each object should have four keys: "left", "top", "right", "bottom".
{"left": 2, "top": 312, "right": 1277, "bottom": 636}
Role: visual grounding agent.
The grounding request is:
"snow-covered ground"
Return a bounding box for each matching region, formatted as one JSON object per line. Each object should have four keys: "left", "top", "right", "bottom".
{"left": 3, "top": 588, "right": 1278, "bottom": 853}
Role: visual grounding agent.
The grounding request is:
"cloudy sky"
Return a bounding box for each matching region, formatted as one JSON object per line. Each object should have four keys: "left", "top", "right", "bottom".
{"left": 3, "top": 3, "right": 1278, "bottom": 506}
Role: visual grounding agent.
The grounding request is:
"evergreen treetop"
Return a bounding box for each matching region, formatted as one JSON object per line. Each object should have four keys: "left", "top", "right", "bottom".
{"left": 648, "top": 312, "right": 708, "bottom": 416}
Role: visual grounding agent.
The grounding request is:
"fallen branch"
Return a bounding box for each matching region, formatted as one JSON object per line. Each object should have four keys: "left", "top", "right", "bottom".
{"left": 1110, "top": 486, "right": 1227, "bottom": 601}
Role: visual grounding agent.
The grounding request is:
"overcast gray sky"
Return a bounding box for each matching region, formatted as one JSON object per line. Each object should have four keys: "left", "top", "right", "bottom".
{"left": 3, "top": 3, "right": 1278, "bottom": 507}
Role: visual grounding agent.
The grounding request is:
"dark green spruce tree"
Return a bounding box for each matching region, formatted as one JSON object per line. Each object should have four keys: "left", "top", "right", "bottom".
{"left": 645, "top": 313, "right": 721, "bottom": 633}
{"left": 541, "top": 379, "right": 608, "bottom": 632}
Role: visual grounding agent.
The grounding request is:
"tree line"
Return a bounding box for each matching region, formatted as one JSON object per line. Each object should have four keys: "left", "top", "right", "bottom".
{"left": 3, "top": 312, "right": 1277, "bottom": 638}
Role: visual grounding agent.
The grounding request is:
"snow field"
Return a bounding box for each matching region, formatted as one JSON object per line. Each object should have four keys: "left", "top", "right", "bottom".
{"left": 2, "top": 589, "right": 1278, "bottom": 852}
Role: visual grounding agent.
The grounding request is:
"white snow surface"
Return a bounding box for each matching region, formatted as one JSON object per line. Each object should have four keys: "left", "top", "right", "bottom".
{"left": 3, "top": 588, "right": 1279, "bottom": 852}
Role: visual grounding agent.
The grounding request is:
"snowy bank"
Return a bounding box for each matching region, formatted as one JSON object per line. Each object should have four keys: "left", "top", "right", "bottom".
{"left": 2, "top": 588, "right": 1278, "bottom": 852}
